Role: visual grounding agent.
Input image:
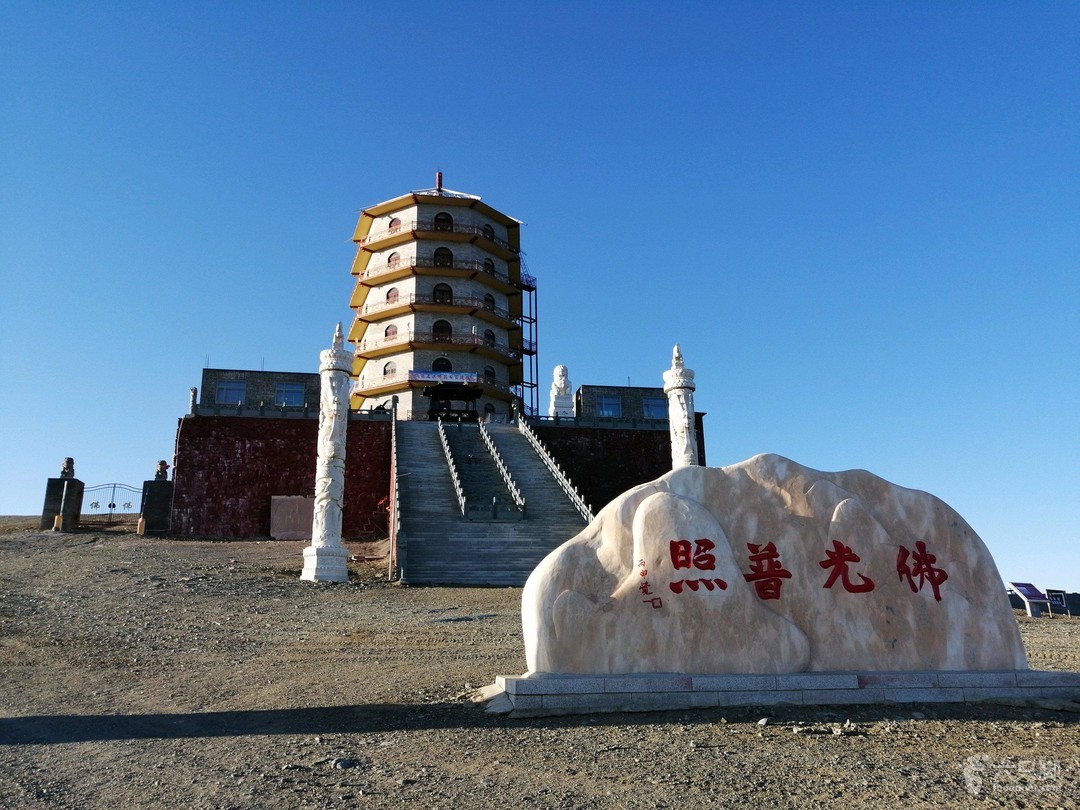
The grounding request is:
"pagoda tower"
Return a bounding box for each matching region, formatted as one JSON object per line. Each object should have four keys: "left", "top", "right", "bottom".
{"left": 347, "top": 175, "right": 538, "bottom": 419}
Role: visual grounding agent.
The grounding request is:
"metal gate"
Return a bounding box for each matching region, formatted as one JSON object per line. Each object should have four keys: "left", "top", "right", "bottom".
{"left": 81, "top": 483, "right": 143, "bottom": 527}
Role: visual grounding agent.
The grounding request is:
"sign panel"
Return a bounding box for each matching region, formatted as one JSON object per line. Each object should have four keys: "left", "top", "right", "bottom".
{"left": 1008, "top": 582, "right": 1050, "bottom": 603}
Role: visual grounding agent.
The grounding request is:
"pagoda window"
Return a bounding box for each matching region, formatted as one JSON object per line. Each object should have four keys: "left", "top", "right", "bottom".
{"left": 482, "top": 223, "right": 495, "bottom": 241}
{"left": 433, "top": 212, "right": 453, "bottom": 231}
{"left": 387, "top": 251, "right": 400, "bottom": 269}
{"left": 433, "top": 283, "right": 453, "bottom": 304}
{"left": 433, "top": 320, "right": 453, "bottom": 342}
{"left": 483, "top": 293, "right": 496, "bottom": 310}
{"left": 382, "top": 361, "right": 396, "bottom": 377}
{"left": 483, "top": 329, "right": 496, "bottom": 347}
{"left": 384, "top": 324, "right": 398, "bottom": 340}
{"left": 433, "top": 247, "right": 453, "bottom": 268}
{"left": 432, "top": 357, "right": 453, "bottom": 372}
{"left": 385, "top": 287, "right": 399, "bottom": 303}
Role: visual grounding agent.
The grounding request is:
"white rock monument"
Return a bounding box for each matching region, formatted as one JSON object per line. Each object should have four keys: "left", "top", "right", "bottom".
{"left": 301, "top": 323, "right": 352, "bottom": 583}
{"left": 663, "top": 344, "right": 698, "bottom": 469}
{"left": 522, "top": 456, "right": 1027, "bottom": 675}
{"left": 548, "top": 364, "right": 574, "bottom": 418}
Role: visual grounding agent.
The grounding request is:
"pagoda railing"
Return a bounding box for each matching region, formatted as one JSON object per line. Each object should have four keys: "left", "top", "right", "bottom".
{"left": 354, "top": 330, "right": 531, "bottom": 362}
{"left": 361, "top": 219, "right": 519, "bottom": 254}
{"left": 361, "top": 293, "right": 515, "bottom": 323}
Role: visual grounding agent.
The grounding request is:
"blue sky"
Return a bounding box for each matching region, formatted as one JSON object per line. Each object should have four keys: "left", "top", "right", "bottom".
{"left": 2, "top": 2, "right": 1076, "bottom": 590}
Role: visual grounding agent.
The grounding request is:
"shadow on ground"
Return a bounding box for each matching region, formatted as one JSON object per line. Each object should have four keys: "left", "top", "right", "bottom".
{"left": 2, "top": 701, "right": 1075, "bottom": 746}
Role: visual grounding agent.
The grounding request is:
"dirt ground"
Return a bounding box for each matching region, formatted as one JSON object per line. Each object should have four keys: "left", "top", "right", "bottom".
{"left": 0, "top": 517, "right": 1077, "bottom": 809}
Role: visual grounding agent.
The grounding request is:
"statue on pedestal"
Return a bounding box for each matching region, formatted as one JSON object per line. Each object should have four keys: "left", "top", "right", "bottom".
{"left": 662, "top": 345, "right": 698, "bottom": 469}
{"left": 548, "top": 364, "right": 575, "bottom": 418}
{"left": 59, "top": 458, "right": 75, "bottom": 479}
{"left": 154, "top": 460, "right": 170, "bottom": 481}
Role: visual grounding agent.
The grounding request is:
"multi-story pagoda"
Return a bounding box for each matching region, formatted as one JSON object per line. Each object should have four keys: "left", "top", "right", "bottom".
{"left": 347, "top": 175, "right": 537, "bottom": 420}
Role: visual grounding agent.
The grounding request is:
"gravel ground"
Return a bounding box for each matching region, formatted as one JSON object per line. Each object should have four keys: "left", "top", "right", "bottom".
{"left": 0, "top": 518, "right": 1077, "bottom": 809}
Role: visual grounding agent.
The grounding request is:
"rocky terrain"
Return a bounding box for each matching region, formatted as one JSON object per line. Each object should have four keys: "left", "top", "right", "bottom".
{"left": 0, "top": 518, "right": 1076, "bottom": 809}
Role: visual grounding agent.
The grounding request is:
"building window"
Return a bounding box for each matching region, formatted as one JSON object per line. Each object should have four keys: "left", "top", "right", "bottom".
{"left": 386, "top": 251, "right": 400, "bottom": 269}
{"left": 483, "top": 365, "right": 496, "bottom": 380}
{"left": 384, "top": 324, "right": 398, "bottom": 340}
{"left": 483, "top": 402, "right": 496, "bottom": 415}
{"left": 432, "top": 320, "right": 452, "bottom": 342}
{"left": 275, "top": 383, "right": 305, "bottom": 407}
{"left": 383, "top": 361, "right": 396, "bottom": 377}
{"left": 433, "top": 283, "right": 453, "bottom": 304}
{"left": 433, "top": 212, "right": 453, "bottom": 231}
{"left": 387, "top": 217, "right": 401, "bottom": 233}
{"left": 483, "top": 258, "right": 495, "bottom": 275}
{"left": 433, "top": 247, "right": 453, "bottom": 267}
{"left": 432, "top": 357, "right": 453, "bottom": 372}
{"left": 642, "top": 397, "right": 667, "bottom": 419}
{"left": 483, "top": 293, "right": 496, "bottom": 310}
{"left": 386, "top": 287, "right": 399, "bottom": 303}
{"left": 216, "top": 380, "right": 246, "bottom": 405}
{"left": 483, "top": 329, "right": 496, "bottom": 347}
{"left": 596, "top": 395, "right": 622, "bottom": 418}
{"left": 482, "top": 223, "right": 495, "bottom": 241}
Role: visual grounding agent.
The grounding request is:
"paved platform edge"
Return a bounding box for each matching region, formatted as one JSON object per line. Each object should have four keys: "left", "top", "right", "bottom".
{"left": 482, "top": 670, "right": 1080, "bottom": 717}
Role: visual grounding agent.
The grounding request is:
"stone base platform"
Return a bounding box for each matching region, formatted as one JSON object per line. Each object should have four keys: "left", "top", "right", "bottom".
{"left": 480, "top": 670, "right": 1080, "bottom": 717}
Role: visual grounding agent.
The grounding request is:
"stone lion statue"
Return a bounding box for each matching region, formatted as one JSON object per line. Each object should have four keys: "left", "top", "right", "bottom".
{"left": 551, "top": 364, "right": 572, "bottom": 398}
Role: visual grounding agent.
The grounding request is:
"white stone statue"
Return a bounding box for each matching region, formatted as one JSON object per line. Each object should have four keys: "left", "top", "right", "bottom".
{"left": 188, "top": 387, "right": 197, "bottom": 415}
{"left": 548, "top": 364, "right": 574, "bottom": 418}
{"left": 301, "top": 323, "right": 352, "bottom": 583}
{"left": 662, "top": 344, "right": 697, "bottom": 469}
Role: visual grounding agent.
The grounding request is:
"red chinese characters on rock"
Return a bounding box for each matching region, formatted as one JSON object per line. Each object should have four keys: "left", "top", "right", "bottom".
{"left": 637, "top": 558, "right": 662, "bottom": 609}
{"left": 819, "top": 539, "right": 875, "bottom": 593}
{"left": 668, "top": 539, "right": 727, "bottom": 594}
{"left": 743, "top": 541, "right": 792, "bottom": 600}
{"left": 897, "top": 540, "right": 949, "bottom": 601}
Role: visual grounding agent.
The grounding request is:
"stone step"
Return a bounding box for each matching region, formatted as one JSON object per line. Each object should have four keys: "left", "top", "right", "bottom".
{"left": 393, "top": 419, "right": 588, "bottom": 586}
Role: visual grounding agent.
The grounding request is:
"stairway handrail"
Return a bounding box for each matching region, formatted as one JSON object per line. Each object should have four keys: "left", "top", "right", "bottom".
{"left": 436, "top": 417, "right": 468, "bottom": 516}
{"left": 516, "top": 418, "right": 595, "bottom": 522}
{"left": 478, "top": 421, "right": 526, "bottom": 511}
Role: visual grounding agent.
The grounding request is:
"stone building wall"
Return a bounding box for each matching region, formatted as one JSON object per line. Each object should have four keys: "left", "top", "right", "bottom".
{"left": 534, "top": 416, "right": 707, "bottom": 513}
{"left": 199, "top": 369, "right": 320, "bottom": 408}
{"left": 171, "top": 415, "right": 391, "bottom": 539}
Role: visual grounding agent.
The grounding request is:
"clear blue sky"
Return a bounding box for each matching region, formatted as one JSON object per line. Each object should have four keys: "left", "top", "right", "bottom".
{"left": 2, "top": 2, "right": 1076, "bottom": 590}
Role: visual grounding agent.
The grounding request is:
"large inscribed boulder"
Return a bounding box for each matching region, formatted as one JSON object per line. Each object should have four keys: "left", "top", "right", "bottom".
{"left": 523, "top": 454, "right": 1026, "bottom": 675}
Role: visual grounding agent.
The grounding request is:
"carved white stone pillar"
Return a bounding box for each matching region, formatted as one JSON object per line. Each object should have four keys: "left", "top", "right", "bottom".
{"left": 662, "top": 344, "right": 698, "bottom": 470}
{"left": 301, "top": 323, "right": 352, "bottom": 582}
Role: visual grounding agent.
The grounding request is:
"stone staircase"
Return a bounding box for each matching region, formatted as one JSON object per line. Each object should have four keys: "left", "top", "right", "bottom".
{"left": 394, "top": 421, "right": 588, "bottom": 586}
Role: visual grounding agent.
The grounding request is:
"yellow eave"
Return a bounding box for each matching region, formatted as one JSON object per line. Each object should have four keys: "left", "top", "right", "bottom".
{"left": 359, "top": 193, "right": 521, "bottom": 230}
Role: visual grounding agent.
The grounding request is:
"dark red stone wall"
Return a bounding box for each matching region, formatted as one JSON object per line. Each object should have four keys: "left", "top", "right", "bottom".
{"left": 171, "top": 416, "right": 391, "bottom": 539}
{"left": 534, "top": 415, "right": 706, "bottom": 512}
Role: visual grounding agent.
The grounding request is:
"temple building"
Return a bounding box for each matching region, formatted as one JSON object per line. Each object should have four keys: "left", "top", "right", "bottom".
{"left": 168, "top": 179, "right": 705, "bottom": 585}
{"left": 347, "top": 175, "right": 538, "bottom": 421}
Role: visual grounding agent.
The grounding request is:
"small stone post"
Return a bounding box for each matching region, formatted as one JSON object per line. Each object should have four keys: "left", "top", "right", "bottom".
{"left": 301, "top": 323, "right": 352, "bottom": 582}
{"left": 662, "top": 344, "right": 698, "bottom": 470}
